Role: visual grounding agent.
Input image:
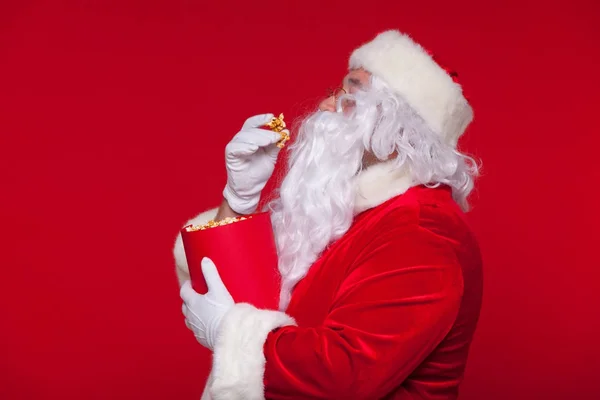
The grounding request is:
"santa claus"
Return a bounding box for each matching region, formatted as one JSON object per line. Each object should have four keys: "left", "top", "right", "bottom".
{"left": 174, "top": 30, "right": 483, "bottom": 399}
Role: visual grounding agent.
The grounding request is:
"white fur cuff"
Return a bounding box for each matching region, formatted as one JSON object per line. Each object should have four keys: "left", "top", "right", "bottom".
{"left": 209, "top": 303, "right": 296, "bottom": 400}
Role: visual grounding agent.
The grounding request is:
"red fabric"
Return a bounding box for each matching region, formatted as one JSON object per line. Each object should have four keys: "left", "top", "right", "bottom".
{"left": 262, "top": 185, "right": 483, "bottom": 399}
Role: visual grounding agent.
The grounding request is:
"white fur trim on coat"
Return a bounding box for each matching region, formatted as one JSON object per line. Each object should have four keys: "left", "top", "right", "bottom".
{"left": 208, "top": 303, "right": 296, "bottom": 400}
{"left": 173, "top": 207, "right": 219, "bottom": 286}
{"left": 353, "top": 161, "right": 414, "bottom": 214}
{"left": 349, "top": 30, "right": 473, "bottom": 147}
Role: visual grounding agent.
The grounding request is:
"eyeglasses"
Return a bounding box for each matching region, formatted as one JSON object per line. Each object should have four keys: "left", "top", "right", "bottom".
{"left": 327, "top": 87, "right": 347, "bottom": 103}
{"left": 326, "top": 87, "right": 356, "bottom": 112}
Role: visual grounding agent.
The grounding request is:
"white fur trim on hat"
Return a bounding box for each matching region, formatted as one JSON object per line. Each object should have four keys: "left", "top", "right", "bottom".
{"left": 208, "top": 303, "right": 296, "bottom": 400}
{"left": 349, "top": 30, "right": 473, "bottom": 146}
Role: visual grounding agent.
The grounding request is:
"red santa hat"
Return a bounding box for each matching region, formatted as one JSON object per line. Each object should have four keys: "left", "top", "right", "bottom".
{"left": 349, "top": 30, "right": 473, "bottom": 147}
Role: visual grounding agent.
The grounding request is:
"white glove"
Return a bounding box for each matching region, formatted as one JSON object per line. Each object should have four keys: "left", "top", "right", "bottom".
{"left": 223, "top": 113, "right": 288, "bottom": 215}
{"left": 180, "top": 258, "right": 234, "bottom": 350}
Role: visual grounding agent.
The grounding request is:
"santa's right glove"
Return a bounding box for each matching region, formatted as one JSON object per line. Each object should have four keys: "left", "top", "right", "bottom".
{"left": 222, "top": 113, "right": 288, "bottom": 215}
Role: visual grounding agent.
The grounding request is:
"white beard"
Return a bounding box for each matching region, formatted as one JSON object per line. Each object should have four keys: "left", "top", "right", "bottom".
{"left": 268, "top": 103, "right": 380, "bottom": 310}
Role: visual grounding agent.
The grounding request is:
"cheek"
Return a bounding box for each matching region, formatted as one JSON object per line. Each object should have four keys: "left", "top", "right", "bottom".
{"left": 319, "top": 96, "right": 335, "bottom": 112}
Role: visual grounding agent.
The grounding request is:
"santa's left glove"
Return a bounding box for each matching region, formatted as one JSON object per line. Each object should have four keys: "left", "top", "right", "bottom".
{"left": 180, "top": 257, "right": 234, "bottom": 350}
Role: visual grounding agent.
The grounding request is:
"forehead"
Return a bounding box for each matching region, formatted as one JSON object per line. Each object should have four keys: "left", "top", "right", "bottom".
{"left": 346, "top": 68, "right": 371, "bottom": 84}
{"left": 344, "top": 68, "right": 371, "bottom": 88}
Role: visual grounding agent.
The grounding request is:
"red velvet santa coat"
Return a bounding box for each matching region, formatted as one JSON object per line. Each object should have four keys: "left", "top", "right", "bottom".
{"left": 174, "top": 163, "right": 483, "bottom": 400}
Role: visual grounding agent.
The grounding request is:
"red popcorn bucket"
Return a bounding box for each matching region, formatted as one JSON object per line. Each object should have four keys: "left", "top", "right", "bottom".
{"left": 180, "top": 212, "right": 281, "bottom": 310}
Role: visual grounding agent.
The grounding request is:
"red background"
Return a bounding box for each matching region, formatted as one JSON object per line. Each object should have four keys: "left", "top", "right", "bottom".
{"left": 1, "top": 1, "right": 599, "bottom": 399}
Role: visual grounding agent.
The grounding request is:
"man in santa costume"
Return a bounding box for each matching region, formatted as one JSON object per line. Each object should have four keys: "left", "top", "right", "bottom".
{"left": 174, "top": 30, "right": 483, "bottom": 399}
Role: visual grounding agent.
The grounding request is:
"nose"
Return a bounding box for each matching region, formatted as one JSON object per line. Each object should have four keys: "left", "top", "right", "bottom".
{"left": 319, "top": 95, "right": 336, "bottom": 112}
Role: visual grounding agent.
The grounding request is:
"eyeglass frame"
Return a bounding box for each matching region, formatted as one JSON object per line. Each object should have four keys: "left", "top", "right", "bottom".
{"left": 327, "top": 87, "right": 347, "bottom": 101}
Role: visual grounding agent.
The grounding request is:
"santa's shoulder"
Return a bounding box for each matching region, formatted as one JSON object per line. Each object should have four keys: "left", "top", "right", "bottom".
{"left": 352, "top": 183, "right": 473, "bottom": 251}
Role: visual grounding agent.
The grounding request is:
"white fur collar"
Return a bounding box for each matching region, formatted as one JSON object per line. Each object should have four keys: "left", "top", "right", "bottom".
{"left": 352, "top": 160, "right": 415, "bottom": 215}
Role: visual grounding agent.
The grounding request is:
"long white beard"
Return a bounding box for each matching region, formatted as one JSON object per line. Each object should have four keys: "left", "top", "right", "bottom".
{"left": 268, "top": 103, "right": 379, "bottom": 310}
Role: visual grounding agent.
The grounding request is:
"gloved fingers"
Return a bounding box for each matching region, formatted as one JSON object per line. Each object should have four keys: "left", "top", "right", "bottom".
{"left": 233, "top": 128, "right": 282, "bottom": 148}
{"left": 226, "top": 141, "right": 259, "bottom": 157}
{"left": 242, "top": 113, "right": 275, "bottom": 129}
{"left": 186, "top": 318, "right": 203, "bottom": 331}
{"left": 183, "top": 304, "right": 205, "bottom": 333}
{"left": 195, "top": 334, "right": 209, "bottom": 349}
{"left": 179, "top": 280, "right": 198, "bottom": 304}
{"left": 185, "top": 319, "right": 193, "bottom": 331}
{"left": 265, "top": 129, "right": 289, "bottom": 159}
{"left": 201, "top": 257, "right": 229, "bottom": 297}
{"left": 182, "top": 303, "right": 194, "bottom": 320}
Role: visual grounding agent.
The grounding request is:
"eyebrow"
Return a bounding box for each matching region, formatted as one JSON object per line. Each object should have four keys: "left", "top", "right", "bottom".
{"left": 345, "top": 76, "right": 363, "bottom": 89}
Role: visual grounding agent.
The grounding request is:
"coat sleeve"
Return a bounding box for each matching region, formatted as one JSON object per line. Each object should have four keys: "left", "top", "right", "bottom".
{"left": 207, "top": 224, "right": 465, "bottom": 400}
{"left": 173, "top": 207, "right": 219, "bottom": 286}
